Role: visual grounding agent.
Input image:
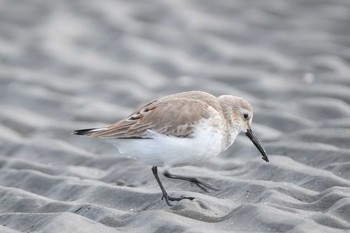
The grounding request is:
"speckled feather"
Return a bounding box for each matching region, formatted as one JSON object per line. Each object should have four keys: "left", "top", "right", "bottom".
{"left": 82, "top": 91, "right": 224, "bottom": 139}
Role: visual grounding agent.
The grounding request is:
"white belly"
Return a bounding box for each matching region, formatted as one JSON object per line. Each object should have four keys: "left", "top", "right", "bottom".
{"left": 109, "top": 125, "right": 230, "bottom": 167}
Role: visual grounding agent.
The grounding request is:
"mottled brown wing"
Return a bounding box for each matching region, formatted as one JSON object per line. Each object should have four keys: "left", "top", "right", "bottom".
{"left": 87, "top": 98, "right": 218, "bottom": 139}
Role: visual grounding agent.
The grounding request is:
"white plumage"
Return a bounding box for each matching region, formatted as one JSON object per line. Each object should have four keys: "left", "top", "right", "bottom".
{"left": 74, "top": 91, "right": 269, "bottom": 206}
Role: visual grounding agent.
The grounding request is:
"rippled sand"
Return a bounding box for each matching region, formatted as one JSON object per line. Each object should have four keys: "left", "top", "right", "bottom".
{"left": 0, "top": 0, "right": 350, "bottom": 232}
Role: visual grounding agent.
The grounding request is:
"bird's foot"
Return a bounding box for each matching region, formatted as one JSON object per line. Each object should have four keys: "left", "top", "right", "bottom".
{"left": 161, "top": 194, "right": 194, "bottom": 206}
{"left": 190, "top": 178, "right": 220, "bottom": 192}
{"left": 163, "top": 171, "right": 220, "bottom": 193}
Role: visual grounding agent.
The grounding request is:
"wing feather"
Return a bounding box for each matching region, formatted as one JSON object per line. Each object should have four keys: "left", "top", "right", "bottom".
{"left": 85, "top": 95, "right": 221, "bottom": 139}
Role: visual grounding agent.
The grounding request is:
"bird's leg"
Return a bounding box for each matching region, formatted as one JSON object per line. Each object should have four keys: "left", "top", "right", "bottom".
{"left": 163, "top": 170, "right": 219, "bottom": 192}
{"left": 151, "top": 166, "right": 194, "bottom": 206}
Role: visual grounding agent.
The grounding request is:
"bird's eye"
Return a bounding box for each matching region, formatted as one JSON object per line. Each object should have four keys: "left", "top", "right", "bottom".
{"left": 243, "top": 113, "right": 249, "bottom": 119}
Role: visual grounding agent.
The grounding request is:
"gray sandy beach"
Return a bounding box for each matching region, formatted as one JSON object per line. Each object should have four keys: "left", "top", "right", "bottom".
{"left": 1, "top": 0, "right": 350, "bottom": 232}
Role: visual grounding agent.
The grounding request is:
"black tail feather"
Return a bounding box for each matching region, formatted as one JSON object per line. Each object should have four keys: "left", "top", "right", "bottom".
{"left": 73, "top": 128, "right": 97, "bottom": 135}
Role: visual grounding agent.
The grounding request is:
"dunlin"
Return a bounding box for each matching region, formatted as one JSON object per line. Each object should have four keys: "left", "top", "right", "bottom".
{"left": 74, "top": 91, "right": 269, "bottom": 206}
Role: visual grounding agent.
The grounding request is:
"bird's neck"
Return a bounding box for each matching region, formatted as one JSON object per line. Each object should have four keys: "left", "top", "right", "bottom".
{"left": 218, "top": 98, "right": 241, "bottom": 149}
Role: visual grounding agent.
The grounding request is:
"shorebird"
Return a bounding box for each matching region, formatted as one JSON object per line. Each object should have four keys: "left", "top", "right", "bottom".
{"left": 73, "top": 91, "right": 269, "bottom": 206}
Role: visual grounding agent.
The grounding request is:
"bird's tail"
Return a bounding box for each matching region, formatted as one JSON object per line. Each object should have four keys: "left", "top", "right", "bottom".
{"left": 73, "top": 128, "right": 104, "bottom": 136}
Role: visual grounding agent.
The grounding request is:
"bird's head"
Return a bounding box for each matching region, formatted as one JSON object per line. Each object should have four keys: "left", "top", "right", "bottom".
{"left": 219, "top": 95, "right": 269, "bottom": 162}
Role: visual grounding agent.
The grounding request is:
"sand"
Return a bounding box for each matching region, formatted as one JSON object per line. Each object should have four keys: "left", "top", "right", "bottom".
{"left": 0, "top": 0, "right": 350, "bottom": 232}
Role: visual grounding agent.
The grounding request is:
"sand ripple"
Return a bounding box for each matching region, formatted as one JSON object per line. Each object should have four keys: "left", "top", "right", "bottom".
{"left": 0, "top": 0, "right": 350, "bottom": 232}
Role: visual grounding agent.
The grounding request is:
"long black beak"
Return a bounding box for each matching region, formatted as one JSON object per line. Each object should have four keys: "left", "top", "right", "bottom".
{"left": 245, "top": 128, "right": 269, "bottom": 162}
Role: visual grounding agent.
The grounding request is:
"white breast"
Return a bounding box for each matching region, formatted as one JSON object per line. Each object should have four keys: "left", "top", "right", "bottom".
{"left": 110, "top": 121, "right": 233, "bottom": 167}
